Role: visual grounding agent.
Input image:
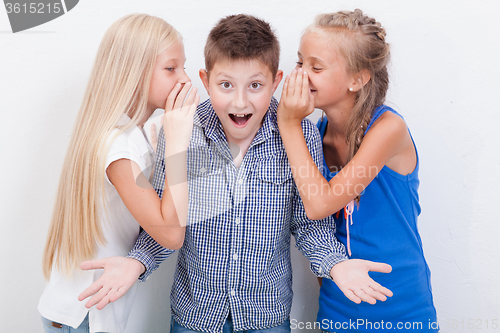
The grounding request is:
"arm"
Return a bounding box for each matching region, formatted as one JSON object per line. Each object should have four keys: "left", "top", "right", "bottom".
{"left": 78, "top": 128, "right": 178, "bottom": 309}
{"left": 79, "top": 134, "right": 177, "bottom": 309}
{"left": 290, "top": 121, "right": 392, "bottom": 304}
{"left": 124, "top": 123, "right": 181, "bottom": 283}
{"left": 289, "top": 122, "right": 348, "bottom": 276}
{"left": 78, "top": 84, "right": 198, "bottom": 309}
{"left": 107, "top": 83, "right": 198, "bottom": 249}
{"left": 278, "top": 69, "right": 411, "bottom": 220}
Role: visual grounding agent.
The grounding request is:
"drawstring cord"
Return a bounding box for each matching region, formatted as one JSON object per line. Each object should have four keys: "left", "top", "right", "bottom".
{"left": 344, "top": 200, "right": 355, "bottom": 257}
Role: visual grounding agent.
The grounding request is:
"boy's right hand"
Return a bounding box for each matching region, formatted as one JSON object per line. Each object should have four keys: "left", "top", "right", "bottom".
{"left": 78, "top": 256, "right": 145, "bottom": 310}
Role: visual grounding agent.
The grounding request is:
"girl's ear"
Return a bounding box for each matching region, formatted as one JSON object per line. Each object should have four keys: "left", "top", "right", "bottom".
{"left": 350, "top": 70, "right": 371, "bottom": 92}
{"left": 199, "top": 69, "right": 210, "bottom": 95}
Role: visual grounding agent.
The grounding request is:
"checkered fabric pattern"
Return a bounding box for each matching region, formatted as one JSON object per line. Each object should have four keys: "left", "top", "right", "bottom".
{"left": 127, "top": 97, "right": 347, "bottom": 333}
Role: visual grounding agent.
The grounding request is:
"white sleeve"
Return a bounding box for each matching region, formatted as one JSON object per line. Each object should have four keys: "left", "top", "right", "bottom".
{"left": 104, "top": 130, "right": 142, "bottom": 186}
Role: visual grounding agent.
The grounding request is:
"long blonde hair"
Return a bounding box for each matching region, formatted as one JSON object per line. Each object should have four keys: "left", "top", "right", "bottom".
{"left": 42, "top": 14, "right": 180, "bottom": 279}
{"left": 307, "top": 9, "right": 390, "bottom": 164}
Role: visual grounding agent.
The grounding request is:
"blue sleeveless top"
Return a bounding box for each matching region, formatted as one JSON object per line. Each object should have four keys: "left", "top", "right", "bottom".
{"left": 316, "top": 105, "right": 438, "bottom": 332}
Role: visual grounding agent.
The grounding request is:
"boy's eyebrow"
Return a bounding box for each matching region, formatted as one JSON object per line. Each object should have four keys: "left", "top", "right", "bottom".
{"left": 249, "top": 72, "right": 266, "bottom": 79}
{"left": 216, "top": 72, "right": 267, "bottom": 80}
{"left": 216, "top": 72, "right": 235, "bottom": 80}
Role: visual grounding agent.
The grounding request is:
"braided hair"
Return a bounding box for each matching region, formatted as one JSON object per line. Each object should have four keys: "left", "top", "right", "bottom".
{"left": 307, "top": 9, "right": 390, "bottom": 166}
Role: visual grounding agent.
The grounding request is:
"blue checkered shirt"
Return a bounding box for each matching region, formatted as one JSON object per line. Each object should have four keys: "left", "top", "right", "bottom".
{"left": 127, "top": 97, "right": 347, "bottom": 333}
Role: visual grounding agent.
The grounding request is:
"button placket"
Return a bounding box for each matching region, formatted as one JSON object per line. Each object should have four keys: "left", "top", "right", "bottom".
{"left": 227, "top": 164, "right": 241, "bottom": 308}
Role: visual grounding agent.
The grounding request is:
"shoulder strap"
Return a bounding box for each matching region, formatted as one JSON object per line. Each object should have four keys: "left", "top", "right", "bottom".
{"left": 364, "top": 105, "right": 401, "bottom": 135}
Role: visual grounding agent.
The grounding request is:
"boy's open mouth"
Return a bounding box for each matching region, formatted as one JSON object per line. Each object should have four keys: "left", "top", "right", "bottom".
{"left": 229, "top": 113, "right": 253, "bottom": 126}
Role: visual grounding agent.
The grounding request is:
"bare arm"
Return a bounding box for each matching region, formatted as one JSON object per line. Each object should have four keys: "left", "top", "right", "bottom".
{"left": 278, "top": 69, "right": 413, "bottom": 220}
{"left": 106, "top": 159, "right": 184, "bottom": 249}
{"left": 107, "top": 83, "right": 199, "bottom": 249}
{"left": 78, "top": 84, "right": 198, "bottom": 309}
{"left": 289, "top": 122, "right": 392, "bottom": 305}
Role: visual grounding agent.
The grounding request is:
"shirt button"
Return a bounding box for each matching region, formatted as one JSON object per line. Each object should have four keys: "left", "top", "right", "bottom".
{"left": 237, "top": 179, "right": 244, "bottom": 185}
{"left": 235, "top": 217, "right": 240, "bottom": 225}
{"left": 230, "top": 290, "right": 236, "bottom": 296}
{"left": 233, "top": 254, "right": 238, "bottom": 260}
{"left": 200, "top": 167, "right": 207, "bottom": 173}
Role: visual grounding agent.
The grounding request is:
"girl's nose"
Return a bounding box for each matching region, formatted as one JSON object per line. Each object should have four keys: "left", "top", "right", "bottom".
{"left": 178, "top": 68, "right": 190, "bottom": 85}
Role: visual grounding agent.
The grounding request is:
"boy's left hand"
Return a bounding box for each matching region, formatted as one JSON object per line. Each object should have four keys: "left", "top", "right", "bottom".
{"left": 277, "top": 68, "right": 314, "bottom": 126}
{"left": 330, "top": 259, "right": 393, "bottom": 304}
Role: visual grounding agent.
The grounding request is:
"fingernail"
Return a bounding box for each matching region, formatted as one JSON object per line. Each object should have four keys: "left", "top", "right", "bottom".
{"left": 292, "top": 69, "right": 297, "bottom": 73}
{"left": 304, "top": 71, "right": 308, "bottom": 75}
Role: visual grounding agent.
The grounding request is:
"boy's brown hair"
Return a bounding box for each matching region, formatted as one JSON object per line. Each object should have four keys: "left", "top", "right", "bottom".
{"left": 204, "top": 14, "right": 280, "bottom": 77}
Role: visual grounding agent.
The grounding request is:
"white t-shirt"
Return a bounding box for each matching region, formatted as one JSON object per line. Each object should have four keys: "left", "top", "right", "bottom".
{"left": 38, "top": 116, "right": 154, "bottom": 333}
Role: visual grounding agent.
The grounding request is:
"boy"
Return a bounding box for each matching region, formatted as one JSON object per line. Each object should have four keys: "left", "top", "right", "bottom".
{"left": 80, "top": 14, "right": 390, "bottom": 333}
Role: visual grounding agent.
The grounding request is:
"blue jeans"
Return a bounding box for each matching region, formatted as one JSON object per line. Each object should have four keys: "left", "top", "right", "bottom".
{"left": 170, "top": 316, "right": 291, "bottom": 333}
{"left": 41, "top": 315, "right": 107, "bottom": 333}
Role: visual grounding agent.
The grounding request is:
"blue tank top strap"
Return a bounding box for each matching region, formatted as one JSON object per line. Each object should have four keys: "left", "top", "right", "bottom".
{"left": 316, "top": 116, "right": 328, "bottom": 138}
{"left": 364, "top": 105, "right": 420, "bottom": 177}
{"left": 364, "top": 105, "right": 403, "bottom": 135}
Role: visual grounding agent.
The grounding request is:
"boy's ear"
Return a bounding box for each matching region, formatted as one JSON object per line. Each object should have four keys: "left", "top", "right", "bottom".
{"left": 199, "top": 69, "right": 210, "bottom": 95}
{"left": 272, "top": 70, "right": 284, "bottom": 93}
{"left": 350, "top": 69, "right": 371, "bottom": 92}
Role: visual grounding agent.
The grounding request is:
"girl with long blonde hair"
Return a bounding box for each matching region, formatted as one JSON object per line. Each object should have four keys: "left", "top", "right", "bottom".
{"left": 38, "top": 13, "right": 199, "bottom": 333}
{"left": 278, "top": 9, "right": 438, "bottom": 333}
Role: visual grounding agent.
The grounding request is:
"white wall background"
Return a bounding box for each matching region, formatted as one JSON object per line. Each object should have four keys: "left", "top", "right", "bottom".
{"left": 1, "top": 0, "right": 499, "bottom": 332}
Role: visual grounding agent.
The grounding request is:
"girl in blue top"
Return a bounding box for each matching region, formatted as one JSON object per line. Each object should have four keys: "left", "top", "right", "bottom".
{"left": 277, "top": 9, "right": 438, "bottom": 333}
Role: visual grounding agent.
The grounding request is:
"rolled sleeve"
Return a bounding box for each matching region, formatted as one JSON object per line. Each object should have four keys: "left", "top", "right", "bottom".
{"left": 127, "top": 230, "right": 174, "bottom": 282}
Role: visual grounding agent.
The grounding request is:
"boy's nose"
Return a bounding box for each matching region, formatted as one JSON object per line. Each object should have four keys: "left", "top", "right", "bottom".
{"left": 233, "top": 89, "right": 249, "bottom": 109}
